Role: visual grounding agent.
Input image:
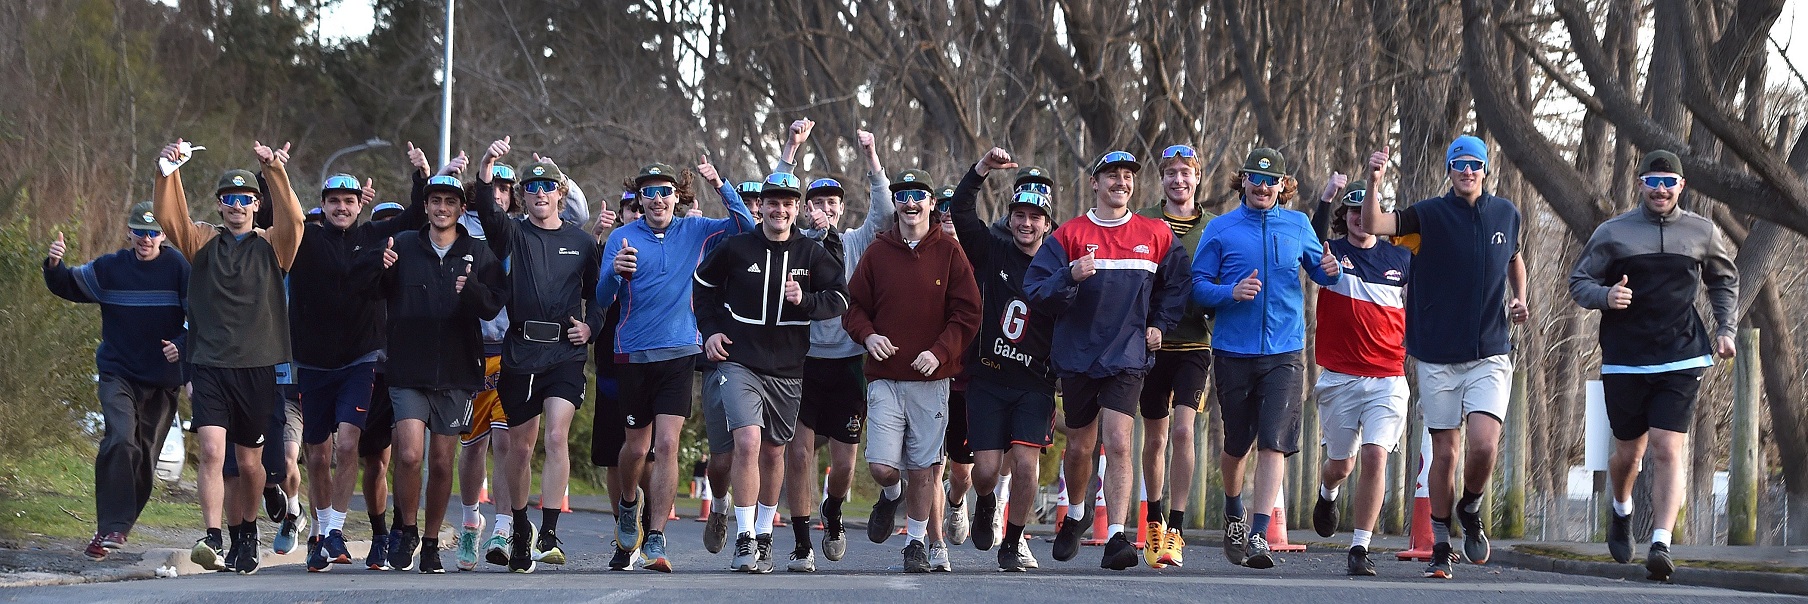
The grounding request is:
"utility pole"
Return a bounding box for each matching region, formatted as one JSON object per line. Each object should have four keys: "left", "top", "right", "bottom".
{"left": 438, "top": 0, "right": 456, "bottom": 168}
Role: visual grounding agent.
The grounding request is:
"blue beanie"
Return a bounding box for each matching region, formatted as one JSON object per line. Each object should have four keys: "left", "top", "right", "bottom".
{"left": 1447, "top": 135, "right": 1488, "bottom": 165}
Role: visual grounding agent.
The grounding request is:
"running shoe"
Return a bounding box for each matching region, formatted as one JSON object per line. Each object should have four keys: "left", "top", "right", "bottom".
{"left": 1244, "top": 532, "right": 1275, "bottom": 569}
{"left": 1313, "top": 493, "right": 1339, "bottom": 538}
{"left": 273, "top": 513, "right": 304, "bottom": 555}
{"left": 1646, "top": 542, "right": 1675, "bottom": 582}
{"left": 821, "top": 522, "right": 848, "bottom": 562}
{"left": 1348, "top": 545, "right": 1376, "bottom": 576}
{"left": 307, "top": 535, "right": 330, "bottom": 572}
{"left": 1018, "top": 536, "right": 1039, "bottom": 569}
{"left": 753, "top": 534, "right": 775, "bottom": 574}
{"left": 929, "top": 540, "right": 952, "bottom": 572}
{"left": 484, "top": 531, "right": 510, "bottom": 567}
{"left": 1100, "top": 532, "right": 1137, "bottom": 570}
{"left": 617, "top": 501, "right": 644, "bottom": 553}
{"left": 324, "top": 528, "right": 352, "bottom": 565}
{"left": 642, "top": 532, "right": 671, "bottom": 573}
{"left": 457, "top": 522, "right": 483, "bottom": 571}
{"left": 607, "top": 540, "right": 637, "bottom": 571}
{"left": 1423, "top": 542, "right": 1454, "bottom": 579}
{"left": 1159, "top": 528, "right": 1185, "bottom": 567}
{"left": 83, "top": 532, "right": 109, "bottom": 561}
{"left": 945, "top": 497, "right": 970, "bottom": 546}
{"left": 223, "top": 532, "right": 241, "bottom": 573}
{"left": 997, "top": 537, "right": 1025, "bottom": 572}
{"left": 235, "top": 532, "right": 261, "bottom": 575}
{"left": 733, "top": 533, "right": 757, "bottom": 572}
{"left": 1052, "top": 511, "right": 1087, "bottom": 562}
{"left": 1222, "top": 516, "right": 1248, "bottom": 566}
{"left": 902, "top": 539, "right": 930, "bottom": 573}
{"left": 263, "top": 485, "right": 286, "bottom": 523}
{"left": 533, "top": 530, "right": 565, "bottom": 565}
{"left": 419, "top": 546, "right": 445, "bottom": 574}
{"left": 508, "top": 522, "right": 536, "bottom": 573}
{"left": 388, "top": 528, "right": 419, "bottom": 572}
{"left": 787, "top": 547, "right": 817, "bottom": 572}
{"left": 868, "top": 493, "right": 902, "bottom": 544}
{"left": 972, "top": 497, "right": 997, "bottom": 551}
{"left": 362, "top": 531, "right": 388, "bottom": 570}
{"left": 1144, "top": 521, "right": 1167, "bottom": 569}
{"left": 1607, "top": 510, "right": 1633, "bottom": 563}
{"left": 100, "top": 531, "right": 127, "bottom": 549}
{"left": 703, "top": 510, "right": 728, "bottom": 554}
{"left": 1456, "top": 502, "right": 1490, "bottom": 564}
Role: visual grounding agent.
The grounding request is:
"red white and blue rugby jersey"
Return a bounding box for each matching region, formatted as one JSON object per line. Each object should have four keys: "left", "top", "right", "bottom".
{"left": 1024, "top": 209, "right": 1189, "bottom": 378}
{"left": 1315, "top": 238, "right": 1412, "bottom": 377}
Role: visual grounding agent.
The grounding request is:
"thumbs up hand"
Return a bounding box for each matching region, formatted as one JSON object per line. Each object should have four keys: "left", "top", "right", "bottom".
{"left": 161, "top": 339, "right": 180, "bottom": 363}
{"left": 1233, "top": 269, "right": 1263, "bottom": 301}
{"left": 697, "top": 154, "right": 722, "bottom": 188}
{"left": 1320, "top": 249, "right": 1341, "bottom": 277}
{"left": 48, "top": 231, "right": 66, "bottom": 266}
{"left": 1607, "top": 275, "right": 1632, "bottom": 310}
{"left": 382, "top": 237, "right": 397, "bottom": 269}
{"left": 614, "top": 238, "right": 638, "bottom": 278}
{"left": 455, "top": 264, "right": 471, "bottom": 293}
{"left": 1369, "top": 145, "right": 1390, "bottom": 181}
{"left": 566, "top": 315, "right": 592, "bottom": 345}
{"left": 784, "top": 274, "right": 803, "bottom": 305}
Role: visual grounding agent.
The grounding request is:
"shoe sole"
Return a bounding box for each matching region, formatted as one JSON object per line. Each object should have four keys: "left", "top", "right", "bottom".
{"left": 191, "top": 546, "right": 223, "bottom": 571}
{"left": 1424, "top": 569, "right": 1453, "bottom": 579}
{"left": 1464, "top": 537, "right": 1490, "bottom": 565}
{"left": 787, "top": 565, "right": 816, "bottom": 572}
{"left": 1350, "top": 568, "right": 1377, "bottom": 576}
{"left": 534, "top": 552, "right": 566, "bottom": 565}
{"left": 645, "top": 557, "right": 672, "bottom": 573}
{"left": 1245, "top": 553, "right": 1275, "bottom": 569}
{"left": 511, "top": 562, "right": 537, "bottom": 574}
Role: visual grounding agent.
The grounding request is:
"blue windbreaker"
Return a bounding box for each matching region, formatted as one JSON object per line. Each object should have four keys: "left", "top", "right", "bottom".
{"left": 1190, "top": 202, "right": 1337, "bottom": 356}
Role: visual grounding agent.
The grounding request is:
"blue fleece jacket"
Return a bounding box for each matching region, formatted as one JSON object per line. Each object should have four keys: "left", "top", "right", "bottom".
{"left": 1190, "top": 203, "right": 1338, "bottom": 356}
{"left": 597, "top": 182, "right": 755, "bottom": 361}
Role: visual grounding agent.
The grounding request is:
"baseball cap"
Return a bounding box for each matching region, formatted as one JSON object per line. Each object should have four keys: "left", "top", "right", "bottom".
{"left": 762, "top": 172, "right": 803, "bottom": 197}
{"left": 806, "top": 178, "right": 844, "bottom": 198}
{"left": 1338, "top": 180, "right": 1369, "bottom": 207}
{"left": 1240, "top": 148, "right": 1287, "bottom": 178}
{"left": 424, "top": 174, "right": 465, "bottom": 199}
{"left": 1007, "top": 190, "right": 1053, "bottom": 216}
{"left": 215, "top": 169, "right": 258, "bottom": 195}
{"left": 889, "top": 169, "right": 935, "bottom": 193}
{"left": 1639, "top": 150, "right": 1683, "bottom": 176}
{"left": 1014, "top": 166, "right": 1053, "bottom": 188}
{"left": 521, "top": 161, "right": 565, "bottom": 185}
{"left": 1090, "top": 151, "right": 1140, "bottom": 175}
{"left": 633, "top": 163, "right": 677, "bottom": 187}
{"left": 321, "top": 173, "right": 360, "bottom": 197}
{"left": 491, "top": 163, "right": 517, "bottom": 183}
{"left": 1447, "top": 135, "right": 1489, "bottom": 165}
{"left": 127, "top": 201, "right": 160, "bottom": 231}
{"left": 371, "top": 202, "right": 405, "bottom": 220}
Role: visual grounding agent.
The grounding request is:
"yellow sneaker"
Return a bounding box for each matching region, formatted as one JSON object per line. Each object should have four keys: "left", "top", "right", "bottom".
{"left": 1159, "top": 528, "right": 1185, "bottom": 567}
{"left": 1143, "top": 522, "right": 1168, "bottom": 569}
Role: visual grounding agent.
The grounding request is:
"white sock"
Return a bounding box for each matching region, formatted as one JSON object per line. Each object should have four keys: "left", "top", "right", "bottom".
{"left": 315, "top": 508, "right": 332, "bottom": 536}
{"left": 1652, "top": 528, "right": 1672, "bottom": 546}
{"left": 906, "top": 517, "right": 927, "bottom": 542}
{"left": 495, "top": 514, "right": 513, "bottom": 536}
{"left": 996, "top": 474, "right": 1012, "bottom": 500}
{"left": 1067, "top": 503, "right": 1085, "bottom": 521}
{"left": 327, "top": 508, "right": 347, "bottom": 534}
{"left": 882, "top": 482, "right": 902, "bottom": 501}
{"left": 1352, "top": 529, "right": 1373, "bottom": 549}
{"left": 755, "top": 504, "right": 778, "bottom": 536}
{"left": 1107, "top": 523, "right": 1126, "bottom": 538}
{"left": 1612, "top": 499, "right": 1633, "bottom": 517}
{"left": 1320, "top": 484, "right": 1339, "bottom": 501}
{"left": 462, "top": 504, "right": 481, "bottom": 528}
{"left": 286, "top": 495, "right": 302, "bottom": 516}
{"left": 735, "top": 505, "right": 756, "bottom": 537}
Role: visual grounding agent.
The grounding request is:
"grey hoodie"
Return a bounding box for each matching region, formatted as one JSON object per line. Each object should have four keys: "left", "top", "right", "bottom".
{"left": 781, "top": 159, "right": 894, "bottom": 359}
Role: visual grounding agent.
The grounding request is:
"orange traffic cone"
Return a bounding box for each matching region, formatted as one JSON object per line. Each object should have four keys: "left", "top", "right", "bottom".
{"left": 774, "top": 510, "right": 788, "bottom": 528}
{"left": 1399, "top": 427, "right": 1436, "bottom": 561}
{"left": 694, "top": 493, "right": 712, "bottom": 522}
{"left": 478, "top": 477, "right": 490, "bottom": 504}
{"left": 561, "top": 486, "right": 572, "bottom": 513}
{"left": 1052, "top": 468, "right": 1070, "bottom": 527}
{"left": 1135, "top": 481, "right": 1150, "bottom": 549}
{"left": 1083, "top": 455, "right": 1109, "bottom": 546}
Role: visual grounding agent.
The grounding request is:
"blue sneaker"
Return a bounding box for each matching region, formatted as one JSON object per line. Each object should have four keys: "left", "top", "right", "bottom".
{"left": 323, "top": 529, "right": 352, "bottom": 564}
{"left": 616, "top": 501, "right": 644, "bottom": 553}
{"left": 273, "top": 514, "right": 304, "bottom": 555}
{"left": 306, "top": 535, "right": 330, "bottom": 572}
{"left": 365, "top": 532, "right": 391, "bottom": 570}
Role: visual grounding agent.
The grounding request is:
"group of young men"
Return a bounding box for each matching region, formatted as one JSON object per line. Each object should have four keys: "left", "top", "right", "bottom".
{"left": 50, "top": 125, "right": 1733, "bottom": 582}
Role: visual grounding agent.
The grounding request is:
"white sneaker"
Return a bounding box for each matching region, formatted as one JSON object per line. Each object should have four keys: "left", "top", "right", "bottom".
{"left": 1018, "top": 536, "right": 1039, "bottom": 569}
{"left": 945, "top": 498, "right": 970, "bottom": 546}
{"left": 929, "top": 540, "right": 952, "bottom": 572}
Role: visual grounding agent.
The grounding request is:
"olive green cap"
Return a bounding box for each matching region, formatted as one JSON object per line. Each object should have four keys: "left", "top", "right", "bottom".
{"left": 889, "top": 169, "right": 935, "bottom": 193}
{"left": 1240, "top": 148, "right": 1286, "bottom": 178}
{"left": 1015, "top": 166, "right": 1054, "bottom": 188}
{"left": 1640, "top": 150, "right": 1683, "bottom": 177}
{"left": 215, "top": 169, "right": 259, "bottom": 195}
{"left": 521, "top": 161, "right": 566, "bottom": 185}
{"left": 127, "top": 201, "right": 160, "bottom": 231}
{"left": 1338, "top": 179, "right": 1369, "bottom": 207}
{"left": 633, "top": 163, "right": 677, "bottom": 187}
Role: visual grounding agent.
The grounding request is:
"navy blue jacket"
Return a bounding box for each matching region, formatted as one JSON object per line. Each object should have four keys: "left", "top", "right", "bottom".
{"left": 1394, "top": 190, "right": 1522, "bottom": 364}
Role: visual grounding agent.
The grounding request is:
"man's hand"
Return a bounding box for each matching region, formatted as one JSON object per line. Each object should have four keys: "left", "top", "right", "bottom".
{"left": 48, "top": 232, "right": 66, "bottom": 267}
{"left": 592, "top": 206, "right": 618, "bottom": 239}
{"left": 911, "top": 351, "right": 941, "bottom": 376}
{"left": 1232, "top": 270, "right": 1262, "bottom": 301}
{"left": 697, "top": 154, "right": 723, "bottom": 189}
{"left": 1369, "top": 146, "right": 1390, "bottom": 182}
{"left": 382, "top": 237, "right": 397, "bottom": 269}
{"left": 1145, "top": 327, "right": 1162, "bottom": 351}
{"left": 406, "top": 141, "right": 431, "bottom": 176}
{"left": 480, "top": 136, "right": 511, "bottom": 182}
{"left": 857, "top": 129, "right": 875, "bottom": 151}
{"left": 439, "top": 150, "right": 469, "bottom": 177}
{"left": 806, "top": 205, "right": 829, "bottom": 230}
{"left": 360, "top": 178, "right": 376, "bottom": 206}
{"left": 455, "top": 265, "right": 470, "bottom": 293}
{"left": 1508, "top": 298, "right": 1529, "bottom": 324}
{"left": 161, "top": 339, "right": 180, "bottom": 364}
{"left": 1716, "top": 334, "right": 1736, "bottom": 359}
{"left": 566, "top": 316, "right": 591, "bottom": 345}
{"left": 1070, "top": 252, "right": 1096, "bottom": 282}
{"left": 253, "top": 141, "right": 291, "bottom": 166}
{"left": 864, "top": 334, "right": 898, "bottom": 361}
{"left": 784, "top": 275, "right": 803, "bottom": 305}
{"left": 1320, "top": 171, "right": 1348, "bottom": 203}
{"left": 705, "top": 333, "right": 733, "bottom": 362}
{"left": 686, "top": 207, "right": 704, "bottom": 218}
{"left": 1320, "top": 249, "right": 1341, "bottom": 278}
{"left": 160, "top": 139, "right": 184, "bottom": 163}
{"left": 788, "top": 119, "right": 814, "bottom": 150}
{"left": 978, "top": 147, "right": 1017, "bottom": 176}
{"left": 614, "top": 239, "right": 638, "bottom": 278}
{"left": 1606, "top": 275, "right": 1632, "bottom": 310}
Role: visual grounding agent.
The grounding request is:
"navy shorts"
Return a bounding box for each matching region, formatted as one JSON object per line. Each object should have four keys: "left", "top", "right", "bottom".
{"left": 298, "top": 362, "right": 377, "bottom": 445}
{"left": 965, "top": 378, "right": 1056, "bottom": 452}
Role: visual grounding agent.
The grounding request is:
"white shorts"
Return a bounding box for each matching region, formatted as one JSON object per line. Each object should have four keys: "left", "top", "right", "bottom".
{"left": 1316, "top": 370, "right": 1408, "bottom": 460}
{"left": 863, "top": 378, "right": 950, "bottom": 471}
{"left": 1415, "top": 354, "right": 1512, "bottom": 430}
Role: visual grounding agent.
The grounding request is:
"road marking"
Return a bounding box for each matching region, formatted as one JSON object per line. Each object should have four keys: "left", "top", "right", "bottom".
{"left": 584, "top": 588, "right": 647, "bottom": 603}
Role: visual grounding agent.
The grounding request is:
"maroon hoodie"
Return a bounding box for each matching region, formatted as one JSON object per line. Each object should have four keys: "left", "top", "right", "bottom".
{"left": 842, "top": 224, "right": 981, "bottom": 382}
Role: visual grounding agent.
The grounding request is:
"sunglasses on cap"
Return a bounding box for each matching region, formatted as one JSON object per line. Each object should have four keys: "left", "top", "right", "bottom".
{"left": 640, "top": 185, "right": 675, "bottom": 199}
{"left": 322, "top": 175, "right": 360, "bottom": 191}
{"left": 766, "top": 173, "right": 801, "bottom": 188}
{"left": 807, "top": 177, "right": 840, "bottom": 190}
{"left": 1161, "top": 144, "right": 1198, "bottom": 159}
{"left": 130, "top": 228, "right": 161, "bottom": 238}
{"left": 1448, "top": 159, "right": 1485, "bottom": 173}
{"left": 1095, "top": 150, "right": 1136, "bottom": 168}
{"left": 523, "top": 180, "right": 559, "bottom": 194}
{"left": 1244, "top": 173, "right": 1281, "bottom": 187}
{"left": 1011, "top": 191, "right": 1051, "bottom": 208}
{"left": 219, "top": 193, "right": 257, "bottom": 207}
{"left": 1016, "top": 183, "right": 1051, "bottom": 195}
{"left": 491, "top": 164, "right": 517, "bottom": 181}
{"left": 1641, "top": 175, "right": 1680, "bottom": 189}
{"left": 893, "top": 189, "right": 931, "bottom": 204}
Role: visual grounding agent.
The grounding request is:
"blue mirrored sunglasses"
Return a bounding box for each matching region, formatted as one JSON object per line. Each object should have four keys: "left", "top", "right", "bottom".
{"left": 1641, "top": 175, "right": 1680, "bottom": 189}
{"left": 1448, "top": 159, "right": 1485, "bottom": 173}
{"left": 219, "top": 193, "right": 257, "bottom": 207}
{"left": 640, "top": 185, "right": 675, "bottom": 199}
{"left": 936, "top": 200, "right": 950, "bottom": 213}
{"left": 1244, "top": 173, "right": 1281, "bottom": 187}
{"left": 808, "top": 178, "right": 840, "bottom": 190}
{"left": 765, "top": 173, "right": 800, "bottom": 188}
{"left": 1099, "top": 151, "right": 1135, "bottom": 164}
{"left": 491, "top": 165, "right": 517, "bottom": 181}
{"left": 322, "top": 175, "right": 360, "bottom": 191}
{"left": 523, "top": 180, "right": 559, "bottom": 194}
{"left": 1344, "top": 189, "right": 1367, "bottom": 203}
{"left": 893, "top": 189, "right": 931, "bottom": 204}
{"left": 130, "top": 228, "right": 161, "bottom": 238}
{"left": 1016, "top": 183, "right": 1051, "bottom": 195}
{"left": 1161, "top": 144, "right": 1197, "bottom": 159}
{"left": 1011, "top": 191, "right": 1051, "bottom": 208}
{"left": 737, "top": 181, "right": 763, "bottom": 194}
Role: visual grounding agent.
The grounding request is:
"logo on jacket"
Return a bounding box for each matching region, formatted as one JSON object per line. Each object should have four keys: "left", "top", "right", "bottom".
{"left": 747, "top": 263, "right": 762, "bottom": 273}
{"left": 1133, "top": 244, "right": 1150, "bottom": 254}
{"left": 1384, "top": 269, "right": 1403, "bottom": 281}
{"left": 1340, "top": 256, "right": 1354, "bottom": 270}
{"left": 1492, "top": 232, "right": 1506, "bottom": 244}
{"left": 1085, "top": 243, "right": 1099, "bottom": 254}
{"left": 557, "top": 247, "right": 580, "bottom": 255}
{"left": 999, "top": 270, "right": 1009, "bottom": 282}
{"left": 462, "top": 254, "right": 474, "bottom": 262}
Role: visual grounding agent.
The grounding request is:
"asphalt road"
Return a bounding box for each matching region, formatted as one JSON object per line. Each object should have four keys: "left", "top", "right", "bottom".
{"left": 6, "top": 507, "right": 1799, "bottom": 603}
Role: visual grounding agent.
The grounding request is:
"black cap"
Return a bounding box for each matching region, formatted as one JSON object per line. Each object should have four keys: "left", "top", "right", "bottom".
{"left": 1089, "top": 151, "right": 1141, "bottom": 175}
{"left": 761, "top": 172, "right": 804, "bottom": 197}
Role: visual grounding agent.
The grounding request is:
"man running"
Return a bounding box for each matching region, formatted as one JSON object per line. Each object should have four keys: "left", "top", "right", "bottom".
{"left": 1360, "top": 137, "right": 1527, "bottom": 579}
{"left": 843, "top": 167, "right": 982, "bottom": 573}
{"left": 1569, "top": 150, "right": 1737, "bottom": 582}
{"left": 1306, "top": 178, "right": 1412, "bottom": 576}
{"left": 44, "top": 202, "right": 188, "bottom": 562}
{"left": 1026, "top": 150, "right": 1188, "bottom": 571}
{"left": 155, "top": 139, "right": 304, "bottom": 575}
{"left": 599, "top": 156, "right": 755, "bottom": 572}
{"left": 694, "top": 172, "right": 848, "bottom": 573}
{"left": 948, "top": 148, "right": 1058, "bottom": 572}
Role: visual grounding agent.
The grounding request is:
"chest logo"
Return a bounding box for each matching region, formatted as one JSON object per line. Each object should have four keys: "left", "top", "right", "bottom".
{"left": 1340, "top": 256, "right": 1354, "bottom": 270}
{"left": 1492, "top": 232, "right": 1506, "bottom": 244}
{"left": 557, "top": 247, "right": 580, "bottom": 255}
{"left": 747, "top": 263, "right": 762, "bottom": 273}
{"left": 999, "top": 270, "right": 1009, "bottom": 282}
{"left": 1385, "top": 269, "right": 1403, "bottom": 281}
{"left": 1133, "top": 244, "right": 1150, "bottom": 254}
{"left": 1084, "top": 243, "right": 1099, "bottom": 254}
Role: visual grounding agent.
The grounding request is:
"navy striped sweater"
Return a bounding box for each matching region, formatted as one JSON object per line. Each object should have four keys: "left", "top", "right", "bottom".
{"left": 43, "top": 247, "right": 190, "bottom": 387}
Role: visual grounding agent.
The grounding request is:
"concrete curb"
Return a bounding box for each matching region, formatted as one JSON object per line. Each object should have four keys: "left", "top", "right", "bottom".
{"left": 1492, "top": 547, "right": 1808, "bottom": 597}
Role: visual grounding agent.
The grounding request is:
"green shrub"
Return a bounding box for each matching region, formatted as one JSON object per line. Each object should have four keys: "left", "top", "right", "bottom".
{"left": 0, "top": 216, "right": 101, "bottom": 461}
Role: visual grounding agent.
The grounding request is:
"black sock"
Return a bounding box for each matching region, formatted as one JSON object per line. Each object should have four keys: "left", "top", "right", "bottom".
{"left": 648, "top": 529, "right": 663, "bottom": 537}
{"left": 791, "top": 517, "right": 812, "bottom": 550}
{"left": 512, "top": 507, "right": 530, "bottom": 533}
{"left": 1147, "top": 499, "right": 1166, "bottom": 522}
{"left": 370, "top": 511, "right": 388, "bottom": 537}
{"left": 977, "top": 493, "right": 997, "bottom": 511}
{"left": 1168, "top": 510, "right": 1186, "bottom": 534}
{"left": 948, "top": 494, "right": 964, "bottom": 508}
{"left": 403, "top": 524, "right": 418, "bottom": 536}
{"left": 227, "top": 522, "right": 245, "bottom": 541}
{"left": 619, "top": 498, "right": 635, "bottom": 510}
{"left": 823, "top": 496, "right": 844, "bottom": 520}
{"left": 421, "top": 537, "right": 437, "bottom": 552}
{"left": 244, "top": 519, "right": 257, "bottom": 538}
{"left": 1004, "top": 522, "right": 1025, "bottom": 544}
{"left": 206, "top": 527, "right": 223, "bottom": 543}
{"left": 542, "top": 508, "right": 560, "bottom": 533}
{"left": 1458, "top": 489, "right": 1484, "bottom": 515}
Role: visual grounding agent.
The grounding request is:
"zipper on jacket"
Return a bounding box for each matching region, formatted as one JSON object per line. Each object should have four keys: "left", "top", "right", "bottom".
{"left": 1261, "top": 209, "right": 1270, "bottom": 356}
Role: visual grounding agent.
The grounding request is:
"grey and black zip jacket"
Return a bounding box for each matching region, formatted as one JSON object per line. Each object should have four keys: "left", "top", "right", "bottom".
{"left": 1569, "top": 205, "right": 1737, "bottom": 367}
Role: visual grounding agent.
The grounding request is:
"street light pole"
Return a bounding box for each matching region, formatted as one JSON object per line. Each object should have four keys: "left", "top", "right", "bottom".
{"left": 438, "top": 0, "right": 456, "bottom": 168}
{"left": 320, "top": 138, "right": 393, "bottom": 184}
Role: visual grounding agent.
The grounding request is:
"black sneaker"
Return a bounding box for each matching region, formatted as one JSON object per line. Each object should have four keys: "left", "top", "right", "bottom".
{"left": 388, "top": 529, "right": 419, "bottom": 571}
{"left": 1244, "top": 532, "right": 1274, "bottom": 569}
{"left": 1100, "top": 532, "right": 1138, "bottom": 570}
{"left": 1347, "top": 545, "right": 1376, "bottom": 576}
{"left": 1607, "top": 511, "right": 1633, "bottom": 563}
{"left": 306, "top": 535, "right": 330, "bottom": 572}
{"left": 419, "top": 546, "right": 444, "bottom": 574}
{"left": 1456, "top": 503, "right": 1490, "bottom": 564}
{"left": 1423, "top": 542, "right": 1455, "bottom": 579}
{"left": 508, "top": 525, "right": 536, "bottom": 573}
{"left": 223, "top": 532, "right": 242, "bottom": 573}
{"left": 362, "top": 531, "right": 388, "bottom": 570}
{"left": 973, "top": 497, "right": 997, "bottom": 551}
{"left": 868, "top": 493, "right": 902, "bottom": 544}
{"left": 1312, "top": 494, "right": 1339, "bottom": 538}
{"left": 997, "top": 537, "right": 1025, "bottom": 572}
{"left": 235, "top": 532, "right": 261, "bottom": 575}
{"left": 607, "top": 540, "right": 636, "bottom": 571}
{"left": 1646, "top": 542, "right": 1675, "bottom": 582}
{"left": 754, "top": 534, "right": 775, "bottom": 574}
{"left": 263, "top": 485, "right": 286, "bottom": 523}
{"left": 1052, "top": 512, "right": 1087, "bottom": 562}
{"left": 902, "top": 539, "right": 930, "bottom": 573}
{"left": 1222, "top": 516, "right": 1249, "bottom": 566}
{"left": 191, "top": 534, "right": 225, "bottom": 571}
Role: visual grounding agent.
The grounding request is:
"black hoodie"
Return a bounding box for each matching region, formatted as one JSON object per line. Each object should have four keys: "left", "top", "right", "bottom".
{"left": 381, "top": 222, "right": 508, "bottom": 390}
{"left": 692, "top": 227, "right": 848, "bottom": 378}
